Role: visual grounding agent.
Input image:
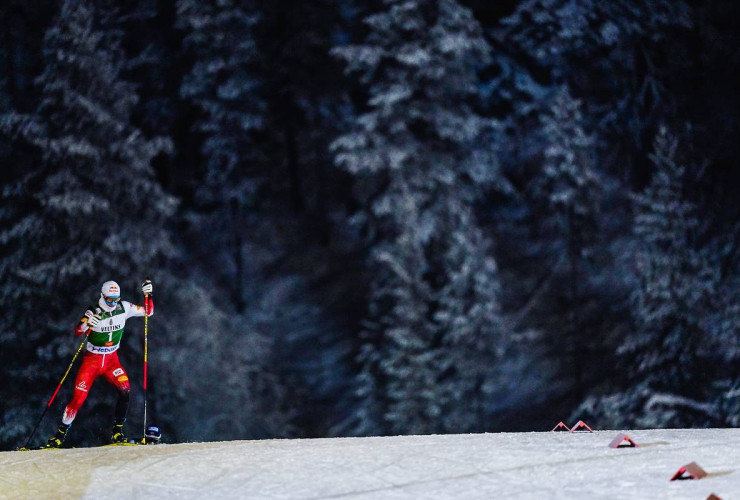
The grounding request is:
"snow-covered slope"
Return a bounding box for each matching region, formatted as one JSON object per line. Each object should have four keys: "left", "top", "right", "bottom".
{"left": 1, "top": 429, "right": 738, "bottom": 499}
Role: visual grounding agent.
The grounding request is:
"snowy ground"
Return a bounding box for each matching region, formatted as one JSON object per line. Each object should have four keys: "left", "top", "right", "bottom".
{"left": 1, "top": 428, "right": 738, "bottom": 499}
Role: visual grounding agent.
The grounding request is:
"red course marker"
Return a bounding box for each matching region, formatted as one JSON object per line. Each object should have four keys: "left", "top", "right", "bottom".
{"left": 608, "top": 432, "right": 639, "bottom": 448}
{"left": 569, "top": 420, "right": 594, "bottom": 433}
{"left": 551, "top": 422, "right": 570, "bottom": 432}
{"left": 670, "top": 462, "right": 708, "bottom": 481}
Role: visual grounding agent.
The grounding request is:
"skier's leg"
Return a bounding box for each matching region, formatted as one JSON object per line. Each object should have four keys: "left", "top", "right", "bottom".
{"left": 45, "top": 354, "right": 99, "bottom": 447}
{"left": 114, "top": 385, "right": 130, "bottom": 423}
{"left": 103, "top": 353, "right": 131, "bottom": 443}
{"left": 103, "top": 354, "right": 131, "bottom": 423}
{"left": 62, "top": 353, "right": 99, "bottom": 425}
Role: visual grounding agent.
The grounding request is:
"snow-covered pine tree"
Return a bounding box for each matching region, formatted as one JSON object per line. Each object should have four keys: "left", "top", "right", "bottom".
{"left": 255, "top": 0, "right": 349, "bottom": 219}
{"left": 431, "top": 206, "right": 508, "bottom": 433}
{"left": 113, "top": 0, "right": 181, "bottom": 138}
{"left": 712, "top": 275, "right": 740, "bottom": 425}
{"left": 709, "top": 222, "right": 740, "bottom": 425}
{"left": 368, "top": 206, "right": 437, "bottom": 435}
{"left": 533, "top": 86, "right": 602, "bottom": 399}
{"left": 227, "top": 2, "right": 365, "bottom": 438}
{"left": 332, "top": 0, "right": 509, "bottom": 435}
{"left": 0, "top": 0, "right": 175, "bottom": 448}
{"left": 177, "top": 0, "right": 298, "bottom": 440}
{"left": 575, "top": 127, "right": 720, "bottom": 429}
{"left": 626, "top": 127, "right": 717, "bottom": 390}
{"left": 536, "top": 87, "right": 600, "bottom": 233}
{"left": 493, "top": 0, "right": 696, "bottom": 243}
{"left": 494, "top": 0, "right": 698, "bottom": 428}
{"left": 178, "top": 0, "right": 264, "bottom": 199}
{"left": 498, "top": 0, "right": 692, "bottom": 142}
{"left": 177, "top": 0, "right": 265, "bottom": 313}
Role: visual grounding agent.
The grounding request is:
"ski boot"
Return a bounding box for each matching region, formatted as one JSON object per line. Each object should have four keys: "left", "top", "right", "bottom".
{"left": 110, "top": 423, "right": 127, "bottom": 444}
{"left": 45, "top": 423, "right": 70, "bottom": 449}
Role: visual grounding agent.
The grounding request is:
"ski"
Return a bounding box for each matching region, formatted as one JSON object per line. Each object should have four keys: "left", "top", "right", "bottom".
{"left": 103, "top": 440, "right": 147, "bottom": 447}
{"left": 18, "top": 424, "right": 161, "bottom": 450}
{"left": 19, "top": 440, "right": 156, "bottom": 451}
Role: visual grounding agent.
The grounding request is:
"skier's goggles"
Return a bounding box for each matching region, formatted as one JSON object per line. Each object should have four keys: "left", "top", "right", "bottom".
{"left": 104, "top": 295, "right": 121, "bottom": 305}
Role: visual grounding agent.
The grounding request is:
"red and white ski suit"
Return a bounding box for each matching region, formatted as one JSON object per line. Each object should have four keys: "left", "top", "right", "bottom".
{"left": 61, "top": 298, "right": 154, "bottom": 425}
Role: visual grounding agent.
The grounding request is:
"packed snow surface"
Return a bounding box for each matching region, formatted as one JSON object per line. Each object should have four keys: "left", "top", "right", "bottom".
{"left": 1, "top": 429, "right": 738, "bottom": 499}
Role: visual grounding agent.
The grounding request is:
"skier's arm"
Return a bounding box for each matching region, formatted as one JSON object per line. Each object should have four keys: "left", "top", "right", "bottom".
{"left": 74, "top": 319, "right": 87, "bottom": 336}
{"left": 123, "top": 299, "right": 154, "bottom": 318}
{"left": 124, "top": 280, "right": 155, "bottom": 319}
{"left": 75, "top": 310, "right": 100, "bottom": 336}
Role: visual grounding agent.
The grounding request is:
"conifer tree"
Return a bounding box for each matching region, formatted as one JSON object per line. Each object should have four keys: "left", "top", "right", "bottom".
{"left": 0, "top": 0, "right": 175, "bottom": 447}
{"left": 499, "top": 0, "right": 692, "bottom": 140}
{"left": 178, "top": 0, "right": 264, "bottom": 313}
{"left": 332, "top": 0, "right": 509, "bottom": 435}
{"left": 533, "top": 87, "right": 602, "bottom": 399}
{"left": 177, "top": 0, "right": 296, "bottom": 439}
{"left": 626, "top": 127, "right": 717, "bottom": 390}
{"left": 431, "top": 207, "right": 507, "bottom": 433}
{"left": 178, "top": 0, "right": 264, "bottom": 199}
{"left": 571, "top": 127, "right": 722, "bottom": 429}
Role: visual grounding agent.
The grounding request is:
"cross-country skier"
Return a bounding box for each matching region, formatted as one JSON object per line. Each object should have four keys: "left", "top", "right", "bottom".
{"left": 45, "top": 279, "right": 154, "bottom": 448}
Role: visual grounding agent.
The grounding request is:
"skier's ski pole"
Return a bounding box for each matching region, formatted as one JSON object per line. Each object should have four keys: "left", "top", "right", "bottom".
{"left": 142, "top": 278, "right": 150, "bottom": 443}
{"left": 21, "top": 332, "right": 89, "bottom": 449}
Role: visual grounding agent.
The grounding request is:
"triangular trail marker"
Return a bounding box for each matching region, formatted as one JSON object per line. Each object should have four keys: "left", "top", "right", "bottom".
{"left": 570, "top": 420, "right": 594, "bottom": 433}
{"left": 608, "top": 432, "right": 639, "bottom": 448}
{"left": 670, "top": 462, "right": 708, "bottom": 481}
{"left": 551, "top": 422, "right": 570, "bottom": 432}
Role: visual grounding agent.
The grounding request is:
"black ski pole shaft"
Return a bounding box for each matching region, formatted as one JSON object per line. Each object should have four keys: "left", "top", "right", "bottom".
{"left": 22, "top": 333, "right": 88, "bottom": 449}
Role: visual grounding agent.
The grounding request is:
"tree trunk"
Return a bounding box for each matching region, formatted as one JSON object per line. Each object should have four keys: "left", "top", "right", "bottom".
{"left": 567, "top": 209, "right": 585, "bottom": 402}
{"left": 230, "top": 198, "right": 246, "bottom": 313}
{"left": 284, "top": 119, "right": 304, "bottom": 213}
{"left": 4, "top": 20, "right": 15, "bottom": 98}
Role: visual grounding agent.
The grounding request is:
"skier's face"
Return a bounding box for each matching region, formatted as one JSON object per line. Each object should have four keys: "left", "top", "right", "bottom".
{"left": 103, "top": 295, "right": 120, "bottom": 307}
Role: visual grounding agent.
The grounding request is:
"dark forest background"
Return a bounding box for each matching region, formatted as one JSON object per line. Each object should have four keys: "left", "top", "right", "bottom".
{"left": 1, "top": 0, "right": 739, "bottom": 450}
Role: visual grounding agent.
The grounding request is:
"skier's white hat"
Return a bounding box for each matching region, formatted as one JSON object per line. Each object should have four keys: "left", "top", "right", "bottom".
{"left": 101, "top": 280, "right": 121, "bottom": 298}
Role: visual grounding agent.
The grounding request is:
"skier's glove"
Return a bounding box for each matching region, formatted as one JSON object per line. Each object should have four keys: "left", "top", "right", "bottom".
{"left": 84, "top": 310, "right": 101, "bottom": 328}
{"left": 142, "top": 279, "right": 153, "bottom": 296}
